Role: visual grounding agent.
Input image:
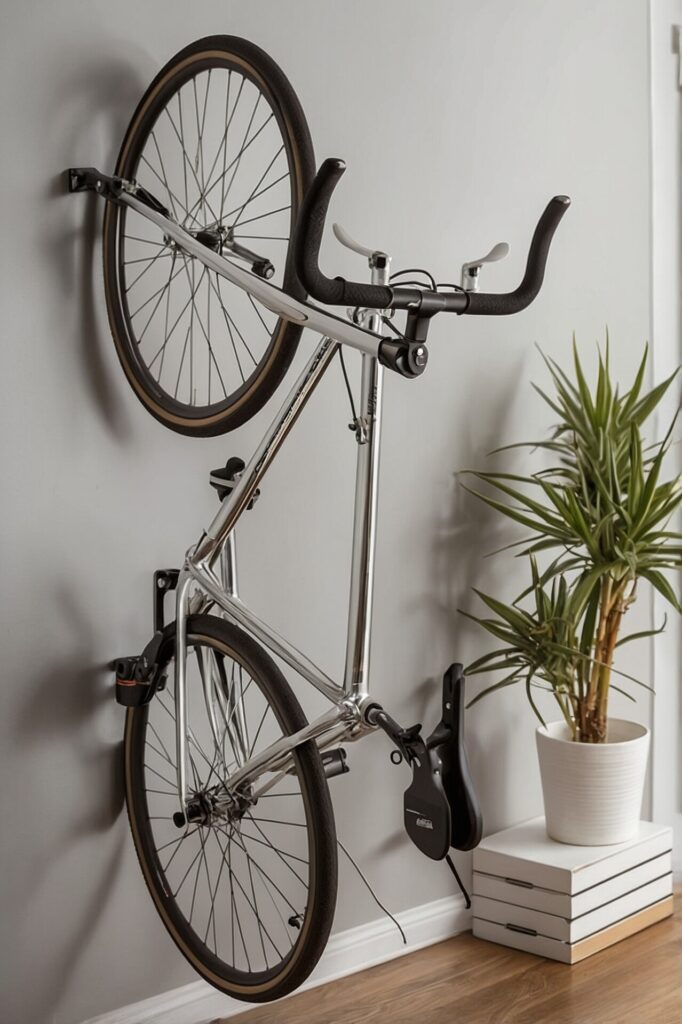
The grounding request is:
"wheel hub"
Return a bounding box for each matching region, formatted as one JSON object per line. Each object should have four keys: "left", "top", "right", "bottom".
{"left": 181, "top": 784, "right": 254, "bottom": 827}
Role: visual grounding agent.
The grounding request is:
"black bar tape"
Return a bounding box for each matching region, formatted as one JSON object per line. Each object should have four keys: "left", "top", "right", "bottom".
{"left": 293, "top": 158, "right": 393, "bottom": 309}
{"left": 465, "top": 196, "right": 570, "bottom": 315}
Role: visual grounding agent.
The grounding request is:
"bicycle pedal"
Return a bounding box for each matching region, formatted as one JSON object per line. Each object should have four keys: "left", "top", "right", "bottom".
{"left": 321, "top": 747, "right": 349, "bottom": 779}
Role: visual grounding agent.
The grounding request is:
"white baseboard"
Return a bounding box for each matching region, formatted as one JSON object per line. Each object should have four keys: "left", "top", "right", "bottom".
{"left": 82, "top": 893, "right": 470, "bottom": 1024}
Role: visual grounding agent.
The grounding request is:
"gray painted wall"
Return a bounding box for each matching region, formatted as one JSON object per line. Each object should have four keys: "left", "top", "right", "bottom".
{"left": 0, "top": 2, "right": 653, "bottom": 1022}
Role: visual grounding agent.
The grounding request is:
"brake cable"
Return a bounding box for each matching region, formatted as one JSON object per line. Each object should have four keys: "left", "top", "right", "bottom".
{"left": 337, "top": 346, "right": 358, "bottom": 428}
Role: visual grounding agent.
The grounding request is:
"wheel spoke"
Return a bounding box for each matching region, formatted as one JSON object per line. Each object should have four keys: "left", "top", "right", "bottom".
{"left": 248, "top": 704, "right": 271, "bottom": 759}
{"left": 157, "top": 251, "right": 178, "bottom": 382}
{"left": 219, "top": 91, "right": 261, "bottom": 213}
{"left": 190, "top": 110, "right": 275, "bottom": 218}
{"left": 203, "top": 827, "right": 230, "bottom": 949}
{"left": 171, "top": 833, "right": 205, "bottom": 894}
{"left": 241, "top": 815, "right": 309, "bottom": 887}
{"left": 225, "top": 827, "right": 252, "bottom": 971}
{"left": 127, "top": 259, "right": 185, "bottom": 321}
{"left": 233, "top": 234, "right": 289, "bottom": 241}
{"left": 217, "top": 827, "right": 283, "bottom": 962}
{"left": 157, "top": 691, "right": 217, "bottom": 778}
{"left": 234, "top": 204, "right": 291, "bottom": 229}
{"left": 144, "top": 762, "right": 177, "bottom": 789}
{"left": 207, "top": 272, "right": 258, "bottom": 380}
{"left": 218, "top": 823, "right": 300, "bottom": 916}
{"left": 124, "top": 233, "right": 166, "bottom": 247}
{"left": 147, "top": 739, "right": 174, "bottom": 767}
{"left": 221, "top": 830, "right": 271, "bottom": 966}
{"left": 248, "top": 292, "right": 276, "bottom": 336}
{"left": 165, "top": 105, "right": 220, "bottom": 226}
{"left": 177, "top": 259, "right": 229, "bottom": 398}
{"left": 144, "top": 136, "right": 185, "bottom": 221}
{"left": 124, "top": 252, "right": 173, "bottom": 267}
{"left": 228, "top": 147, "right": 286, "bottom": 225}
{"left": 146, "top": 265, "right": 205, "bottom": 370}
{"left": 124, "top": 241, "right": 169, "bottom": 293}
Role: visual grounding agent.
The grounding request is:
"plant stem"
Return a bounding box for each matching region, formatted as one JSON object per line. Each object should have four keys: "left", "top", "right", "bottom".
{"left": 585, "top": 576, "right": 612, "bottom": 722}
{"left": 593, "top": 578, "right": 636, "bottom": 739}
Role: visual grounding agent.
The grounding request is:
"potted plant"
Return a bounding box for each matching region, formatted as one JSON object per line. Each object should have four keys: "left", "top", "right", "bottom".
{"left": 461, "top": 342, "right": 681, "bottom": 845}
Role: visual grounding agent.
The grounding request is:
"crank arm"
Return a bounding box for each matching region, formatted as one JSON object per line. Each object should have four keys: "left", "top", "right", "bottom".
{"left": 248, "top": 722, "right": 356, "bottom": 800}
{"left": 223, "top": 704, "right": 353, "bottom": 797}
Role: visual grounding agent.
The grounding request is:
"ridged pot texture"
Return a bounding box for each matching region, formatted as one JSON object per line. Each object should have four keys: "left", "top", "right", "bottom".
{"left": 536, "top": 719, "right": 650, "bottom": 846}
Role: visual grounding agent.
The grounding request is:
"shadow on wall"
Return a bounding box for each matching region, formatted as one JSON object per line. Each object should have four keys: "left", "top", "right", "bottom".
{"left": 361, "top": 358, "right": 528, "bottom": 871}
{"left": 12, "top": 583, "right": 128, "bottom": 1023}
{"left": 47, "top": 53, "right": 153, "bottom": 441}
{"left": 433, "top": 355, "right": 529, "bottom": 836}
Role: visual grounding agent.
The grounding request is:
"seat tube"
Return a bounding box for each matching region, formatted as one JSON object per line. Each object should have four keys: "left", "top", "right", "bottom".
{"left": 343, "top": 257, "right": 389, "bottom": 700}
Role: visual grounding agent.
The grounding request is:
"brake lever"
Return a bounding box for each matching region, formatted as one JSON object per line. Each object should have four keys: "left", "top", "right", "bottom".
{"left": 460, "top": 241, "right": 510, "bottom": 292}
{"left": 332, "top": 222, "right": 385, "bottom": 261}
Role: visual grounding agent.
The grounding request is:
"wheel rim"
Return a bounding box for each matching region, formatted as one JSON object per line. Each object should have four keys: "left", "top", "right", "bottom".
{"left": 112, "top": 53, "right": 301, "bottom": 421}
{"left": 131, "top": 633, "right": 319, "bottom": 986}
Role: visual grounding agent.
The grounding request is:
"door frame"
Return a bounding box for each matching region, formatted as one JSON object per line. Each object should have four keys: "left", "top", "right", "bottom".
{"left": 649, "top": 0, "right": 681, "bottom": 870}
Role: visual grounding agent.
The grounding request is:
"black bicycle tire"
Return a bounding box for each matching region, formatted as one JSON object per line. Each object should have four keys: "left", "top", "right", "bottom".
{"left": 124, "top": 614, "right": 338, "bottom": 1001}
{"left": 103, "top": 36, "right": 315, "bottom": 436}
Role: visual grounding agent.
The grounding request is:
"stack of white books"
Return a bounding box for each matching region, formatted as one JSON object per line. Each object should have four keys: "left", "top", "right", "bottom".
{"left": 472, "top": 817, "right": 673, "bottom": 963}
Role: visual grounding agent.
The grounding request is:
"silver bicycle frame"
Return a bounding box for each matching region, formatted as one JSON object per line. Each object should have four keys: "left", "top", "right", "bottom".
{"left": 116, "top": 192, "right": 391, "bottom": 810}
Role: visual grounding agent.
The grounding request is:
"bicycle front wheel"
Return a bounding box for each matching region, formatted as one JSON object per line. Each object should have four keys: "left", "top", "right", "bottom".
{"left": 103, "top": 36, "right": 315, "bottom": 436}
{"left": 124, "top": 615, "right": 338, "bottom": 1002}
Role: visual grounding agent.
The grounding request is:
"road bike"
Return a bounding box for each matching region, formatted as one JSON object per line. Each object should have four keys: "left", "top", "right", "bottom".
{"left": 68, "top": 35, "right": 569, "bottom": 1003}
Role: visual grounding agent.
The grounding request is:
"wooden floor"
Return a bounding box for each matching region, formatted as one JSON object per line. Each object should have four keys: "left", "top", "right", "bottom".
{"left": 226, "top": 893, "right": 681, "bottom": 1024}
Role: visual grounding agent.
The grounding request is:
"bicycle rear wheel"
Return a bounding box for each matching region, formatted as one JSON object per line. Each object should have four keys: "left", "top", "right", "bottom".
{"left": 125, "top": 615, "right": 338, "bottom": 1001}
{"left": 103, "top": 36, "right": 315, "bottom": 436}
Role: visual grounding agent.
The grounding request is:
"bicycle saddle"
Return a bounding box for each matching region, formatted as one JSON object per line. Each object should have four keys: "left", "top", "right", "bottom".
{"left": 403, "top": 664, "right": 482, "bottom": 858}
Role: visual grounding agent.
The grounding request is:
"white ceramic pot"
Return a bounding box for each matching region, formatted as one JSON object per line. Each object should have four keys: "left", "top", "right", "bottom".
{"left": 536, "top": 719, "right": 650, "bottom": 846}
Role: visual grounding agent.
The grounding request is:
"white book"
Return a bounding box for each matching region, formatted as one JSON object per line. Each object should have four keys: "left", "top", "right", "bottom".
{"left": 473, "top": 897, "right": 674, "bottom": 964}
{"left": 473, "top": 850, "right": 672, "bottom": 917}
{"left": 473, "top": 817, "right": 673, "bottom": 894}
{"left": 473, "top": 873, "right": 672, "bottom": 942}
